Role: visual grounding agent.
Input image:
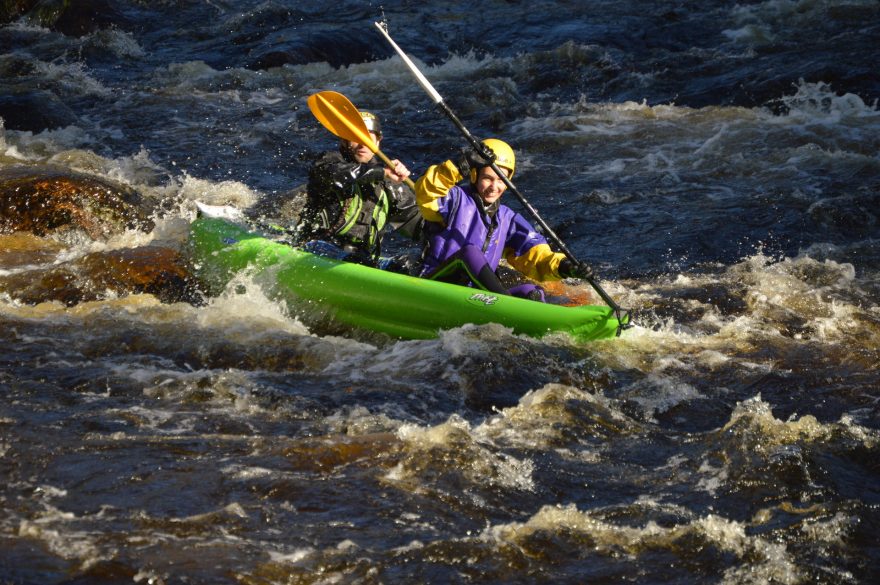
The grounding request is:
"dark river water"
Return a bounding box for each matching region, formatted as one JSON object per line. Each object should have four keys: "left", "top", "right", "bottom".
{"left": 1, "top": 1, "right": 879, "bottom": 583}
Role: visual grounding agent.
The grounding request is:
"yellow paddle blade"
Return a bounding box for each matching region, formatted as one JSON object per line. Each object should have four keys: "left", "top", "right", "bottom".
{"left": 306, "top": 90, "right": 417, "bottom": 191}
{"left": 307, "top": 91, "right": 378, "bottom": 153}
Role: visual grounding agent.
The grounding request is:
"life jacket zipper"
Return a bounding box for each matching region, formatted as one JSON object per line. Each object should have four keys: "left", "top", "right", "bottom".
{"left": 482, "top": 223, "right": 495, "bottom": 253}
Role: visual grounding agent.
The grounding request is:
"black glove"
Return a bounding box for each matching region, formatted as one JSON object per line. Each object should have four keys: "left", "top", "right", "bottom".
{"left": 455, "top": 145, "right": 495, "bottom": 177}
{"left": 559, "top": 258, "right": 594, "bottom": 280}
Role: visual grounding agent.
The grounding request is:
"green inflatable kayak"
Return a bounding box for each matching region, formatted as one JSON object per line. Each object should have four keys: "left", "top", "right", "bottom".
{"left": 188, "top": 211, "right": 627, "bottom": 342}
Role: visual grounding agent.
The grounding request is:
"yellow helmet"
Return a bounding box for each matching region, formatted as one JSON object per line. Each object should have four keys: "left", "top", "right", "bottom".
{"left": 470, "top": 138, "right": 515, "bottom": 183}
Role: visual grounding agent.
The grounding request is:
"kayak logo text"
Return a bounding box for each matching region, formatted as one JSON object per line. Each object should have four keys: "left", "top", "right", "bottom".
{"left": 468, "top": 293, "right": 498, "bottom": 306}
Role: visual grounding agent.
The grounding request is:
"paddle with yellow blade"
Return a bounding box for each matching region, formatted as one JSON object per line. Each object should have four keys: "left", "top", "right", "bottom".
{"left": 306, "top": 90, "right": 416, "bottom": 191}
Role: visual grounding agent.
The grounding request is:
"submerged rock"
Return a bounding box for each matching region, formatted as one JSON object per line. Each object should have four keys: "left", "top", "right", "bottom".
{"left": 0, "top": 231, "right": 64, "bottom": 268}
{"left": 0, "top": 245, "right": 201, "bottom": 306}
{"left": 0, "top": 0, "right": 36, "bottom": 24}
{"left": 246, "top": 32, "right": 390, "bottom": 70}
{"left": 0, "top": 90, "right": 78, "bottom": 132}
{"left": 0, "top": 165, "right": 153, "bottom": 238}
{"left": 0, "top": 0, "right": 127, "bottom": 36}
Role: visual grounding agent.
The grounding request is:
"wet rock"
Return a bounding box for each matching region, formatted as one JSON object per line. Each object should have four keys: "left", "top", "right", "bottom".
{"left": 0, "top": 245, "right": 201, "bottom": 305}
{"left": 246, "top": 32, "right": 390, "bottom": 70}
{"left": 0, "top": 165, "right": 153, "bottom": 238}
{"left": 677, "top": 282, "right": 749, "bottom": 316}
{"left": 79, "top": 246, "right": 200, "bottom": 304}
{"left": 0, "top": 232, "right": 64, "bottom": 268}
{"left": 0, "top": 89, "right": 78, "bottom": 132}
{"left": 0, "top": 55, "right": 38, "bottom": 79}
{"left": 53, "top": 0, "right": 126, "bottom": 37}
{"left": 0, "top": 0, "right": 127, "bottom": 36}
{"left": 0, "top": 0, "right": 36, "bottom": 24}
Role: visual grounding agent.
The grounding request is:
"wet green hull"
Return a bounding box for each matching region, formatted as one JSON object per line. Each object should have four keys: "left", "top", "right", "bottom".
{"left": 188, "top": 217, "right": 625, "bottom": 342}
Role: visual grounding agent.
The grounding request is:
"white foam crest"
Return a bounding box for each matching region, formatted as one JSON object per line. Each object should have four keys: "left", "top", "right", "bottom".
{"left": 320, "top": 337, "right": 433, "bottom": 380}
{"left": 2, "top": 124, "right": 95, "bottom": 161}
{"left": 509, "top": 98, "right": 693, "bottom": 142}
{"left": 647, "top": 280, "right": 802, "bottom": 374}
{"left": 723, "top": 23, "right": 776, "bottom": 45}
{"left": 477, "top": 383, "right": 588, "bottom": 447}
{"left": 179, "top": 502, "right": 248, "bottom": 524}
{"left": 33, "top": 484, "right": 68, "bottom": 499}
{"left": 323, "top": 406, "right": 403, "bottom": 436}
{"left": 619, "top": 373, "right": 706, "bottom": 421}
{"left": 396, "top": 414, "right": 471, "bottom": 447}
{"left": 108, "top": 147, "right": 170, "bottom": 188}
{"left": 84, "top": 27, "right": 145, "bottom": 59}
{"left": 733, "top": 252, "right": 863, "bottom": 342}
{"left": 575, "top": 273, "right": 813, "bottom": 390}
{"left": 152, "top": 60, "right": 225, "bottom": 91}
{"left": 34, "top": 59, "right": 109, "bottom": 96}
{"left": 17, "top": 504, "right": 108, "bottom": 570}
{"left": 378, "top": 49, "right": 505, "bottom": 89}
{"left": 267, "top": 547, "right": 316, "bottom": 564}
{"left": 784, "top": 142, "right": 879, "bottom": 171}
{"left": 3, "top": 19, "right": 51, "bottom": 34}
{"left": 723, "top": 395, "right": 878, "bottom": 449}
{"left": 394, "top": 414, "right": 535, "bottom": 491}
{"left": 799, "top": 511, "right": 857, "bottom": 547}
{"left": 289, "top": 49, "right": 511, "bottom": 111}
{"left": 5, "top": 269, "right": 310, "bottom": 366}
{"left": 136, "top": 367, "right": 269, "bottom": 418}
{"left": 696, "top": 458, "right": 729, "bottom": 495}
{"left": 0, "top": 294, "right": 192, "bottom": 331}
{"left": 485, "top": 503, "right": 800, "bottom": 584}
{"left": 476, "top": 383, "right": 631, "bottom": 448}
{"left": 177, "top": 172, "right": 261, "bottom": 209}
{"left": 771, "top": 80, "right": 879, "bottom": 124}
{"left": 72, "top": 215, "right": 186, "bottom": 257}
{"left": 692, "top": 122, "right": 732, "bottom": 158}
{"left": 106, "top": 403, "right": 191, "bottom": 434}
{"left": 197, "top": 271, "right": 310, "bottom": 338}
{"left": 506, "top": 98, "right": 765, "bottom": 180}
{"left": 44, "top": 146, "right": 154, "bottom": 187}
{"left": 326, "top": 323, "right": 515, "bottom": 389}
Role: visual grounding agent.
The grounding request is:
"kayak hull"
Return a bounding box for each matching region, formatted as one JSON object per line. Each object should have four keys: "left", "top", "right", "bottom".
{"left": 188, "top": 217, "right": 625, "bottom": 342}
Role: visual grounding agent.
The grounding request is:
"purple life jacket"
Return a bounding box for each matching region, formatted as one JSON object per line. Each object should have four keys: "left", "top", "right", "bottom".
{"left": 419, "top": 184, "right": 549, "bottom": 277}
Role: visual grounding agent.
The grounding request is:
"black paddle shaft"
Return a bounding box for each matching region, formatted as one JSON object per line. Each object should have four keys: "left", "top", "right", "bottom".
{"left": 435, "top": 101, "right": 575, "bottom": 258}
{"left": 434, "top": 101, "right": 629, "bottom": 322}
{"left": 372, "top": 21, "right": 630, "bottom": 331}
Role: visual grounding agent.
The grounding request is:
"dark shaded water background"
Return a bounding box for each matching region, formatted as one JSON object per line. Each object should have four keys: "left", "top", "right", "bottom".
{"left": 1, "top": 1, "right": 879, "bottom": 583}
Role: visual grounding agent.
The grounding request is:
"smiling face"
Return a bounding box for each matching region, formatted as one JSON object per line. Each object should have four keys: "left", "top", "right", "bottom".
{"left": 474, "top": 165, "right": 509, "bottom": 206}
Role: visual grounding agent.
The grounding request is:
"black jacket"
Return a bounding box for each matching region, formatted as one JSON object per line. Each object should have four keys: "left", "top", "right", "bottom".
{"left": 299, "top": 150, "right": 421, "bottom": 260}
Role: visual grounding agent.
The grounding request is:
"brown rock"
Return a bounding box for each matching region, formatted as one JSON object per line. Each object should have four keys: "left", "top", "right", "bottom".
{"left": 80, "top": 246, "right": 198, "bottom": 304}
{"left": 0, "top": 232, "right": 65, "bottom": 268}
{"left": 0, "top": 165, "right": 153, "bottom": 238}
{"left": 0, "top": 245, "right": 200, "bottom": 306}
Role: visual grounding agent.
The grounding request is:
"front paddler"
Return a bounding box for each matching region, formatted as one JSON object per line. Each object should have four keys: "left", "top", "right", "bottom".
{"left": 414, "top": 138, "right": 594, "bottom": 302}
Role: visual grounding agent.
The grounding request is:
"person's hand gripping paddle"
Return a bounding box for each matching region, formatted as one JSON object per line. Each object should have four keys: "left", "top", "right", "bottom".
{"left": 306, "top": 90, "right": 415, "bottom": 190}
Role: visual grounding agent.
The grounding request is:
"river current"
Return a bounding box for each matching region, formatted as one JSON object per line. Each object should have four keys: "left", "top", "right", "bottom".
{"left": 1, "top": 1, "right": 879, "bottom": 583}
